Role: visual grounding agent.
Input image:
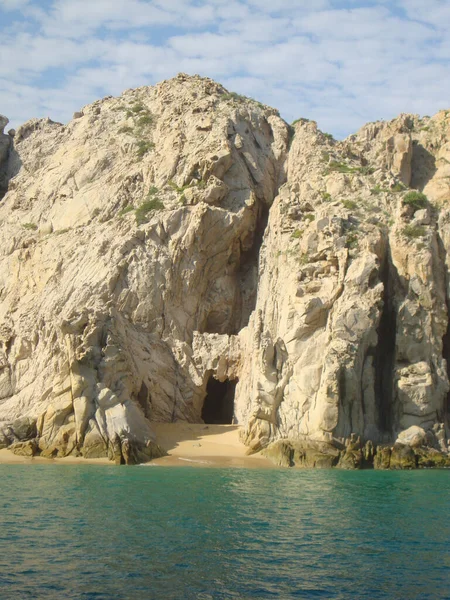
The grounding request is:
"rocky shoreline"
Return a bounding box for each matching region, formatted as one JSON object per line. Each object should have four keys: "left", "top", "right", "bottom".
{"left": 262, "top": 429, "right": 450, "bottom": 470}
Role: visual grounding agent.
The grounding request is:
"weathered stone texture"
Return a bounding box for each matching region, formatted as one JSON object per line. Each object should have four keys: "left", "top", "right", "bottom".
{"left": 0, "top": 75, "right": 449, "bottom": 466}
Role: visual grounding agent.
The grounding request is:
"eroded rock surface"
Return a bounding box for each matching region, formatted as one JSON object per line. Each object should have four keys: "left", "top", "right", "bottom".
{"left": 0, "top": 75, "right": 449, "bottom": 466}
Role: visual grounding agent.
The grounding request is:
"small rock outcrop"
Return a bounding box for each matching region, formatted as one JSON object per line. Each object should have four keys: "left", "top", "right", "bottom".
{"left": 0, "top": 75, "right": 449, "bottom": 466}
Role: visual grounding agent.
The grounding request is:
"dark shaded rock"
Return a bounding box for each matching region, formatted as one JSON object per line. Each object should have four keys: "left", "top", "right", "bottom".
{"left": 121, "top": 438, "right": 166, "bottom": 465}
{"left": 374, "top": 445, "right": 392, "bottom": 470}
{"left": 0, "top": 429, "right": 9, "bottom": 449}
{"left": 390, "top": 443, "right": 416, "bottom": 469}
{"left": 11, "top": 417, "right": 37, "bottom": 441}
{"left": 337, "top": 447, "right": 363, "bottom": 469}
{"left": 108, "top": 434, "right": 124, "bottom": 465}
{"left": 337, "top": 434, "right": 364, "bottom": 469}
{"left": 0, "top": 115, "right": 8, "bottom": 134}
{"left": 292, "top": 441, "right": 340, "bottom": 468}
{"left": 262, "top": 439, "right": 341, "bottom": 469}
{"left": 10, "top": 439, "right": 38, "bottom": 457}
{"left": 82, "top": 441, "right": 108, "bottom": 459}
{"left": 414, "top": 448, "right": 450, "bottom": 468}
{"left": 363, "top": 440, "right": 375, "bottom": 466}
{"left": 261, "top": 440, "right": 293, "bottom": 467}
{"left": 0, "top": 118, "right": 12, "bottom": 199}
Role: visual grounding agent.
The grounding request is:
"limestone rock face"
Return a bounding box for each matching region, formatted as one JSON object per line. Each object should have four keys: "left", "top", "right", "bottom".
{"left": 0, "top": 75, "right": 449, "bottom": 465}
{"left": 238, "top": 112, "right": 450, "bottom": 463}
{"left": 0, "top": 75, "right": 288, "bottom": 462}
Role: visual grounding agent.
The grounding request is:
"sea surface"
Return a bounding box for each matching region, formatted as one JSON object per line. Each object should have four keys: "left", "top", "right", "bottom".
{"left": 0, "top": 466, "right": 449, "bottom": 600}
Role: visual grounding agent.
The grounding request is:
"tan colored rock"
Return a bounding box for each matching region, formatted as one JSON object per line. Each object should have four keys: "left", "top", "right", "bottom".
{"left": 10, "top": 439, "right": 38, "bottom": 457}
{"left": 396, "top": 425, "right": 427, "bottom": 448}
{"left": 0, "top": 75, "right": 288, "bottom": 462}
{"left": 0, "top": 76, "right": 449, "bottom": 466}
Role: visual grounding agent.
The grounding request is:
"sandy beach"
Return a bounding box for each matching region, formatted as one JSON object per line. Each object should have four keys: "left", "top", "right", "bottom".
{"left": 0, "top": 424, "right": 274, "bottom": 468}
{"left": 150, "top": 423, "right": 274, "bottom": 468}
{"left": 0, "top": 449, "right": 110, "bottom": 466}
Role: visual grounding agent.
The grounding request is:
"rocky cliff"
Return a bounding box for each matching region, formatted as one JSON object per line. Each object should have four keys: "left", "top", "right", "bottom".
{"left": 0, "top": 74, "right": 449, "bottom": 467}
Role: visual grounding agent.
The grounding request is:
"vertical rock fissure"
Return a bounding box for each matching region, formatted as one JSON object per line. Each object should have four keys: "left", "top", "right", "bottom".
{"left": 373, "top": 247, "right": 397, "bottom": 435}
{"left": 438, "top": 236, "right": 450, "bottom": 420}
{"left": 0, "top": 138, "right": 12, "bottom": 201}
{"left": 234, "top": 202, "right": 270, "bottom": 333}
{"left": 441, "top": 316, "right": 450, "bottom": 419}
{"left": 436, "top": 227, "right": 450, "bottom": 421}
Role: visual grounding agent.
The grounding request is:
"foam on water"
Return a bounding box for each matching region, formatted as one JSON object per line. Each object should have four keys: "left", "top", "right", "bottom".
{"left": 0, "top": 466, "right": 449, "bottom": 599}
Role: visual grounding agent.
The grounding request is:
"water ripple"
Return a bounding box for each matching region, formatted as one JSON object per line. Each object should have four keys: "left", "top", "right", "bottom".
{"left": 0, "top": 467, "right": 449, "bottom": 599}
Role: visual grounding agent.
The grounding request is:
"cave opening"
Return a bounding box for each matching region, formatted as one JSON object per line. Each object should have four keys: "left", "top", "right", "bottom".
{"left": 201, "top": 377, "right": 237, "bottom": 424}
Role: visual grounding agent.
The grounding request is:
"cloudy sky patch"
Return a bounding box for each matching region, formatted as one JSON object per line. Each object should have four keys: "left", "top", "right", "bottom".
{"left": 0, "top": 0, "right": 449, "bottom": 137}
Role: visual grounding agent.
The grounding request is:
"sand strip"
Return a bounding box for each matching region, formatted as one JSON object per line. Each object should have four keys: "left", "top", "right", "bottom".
{"left": 0, "top": 424, "right": 274, "bottom": 468}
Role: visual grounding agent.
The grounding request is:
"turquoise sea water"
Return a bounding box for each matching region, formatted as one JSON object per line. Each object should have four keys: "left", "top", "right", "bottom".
{"left": 0, "top": 466, "right": 449, "bottom": 600}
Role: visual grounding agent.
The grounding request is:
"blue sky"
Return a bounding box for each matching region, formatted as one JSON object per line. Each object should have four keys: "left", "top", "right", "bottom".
{"left": 1, "top": 0, "right": 449, "bottom": 138}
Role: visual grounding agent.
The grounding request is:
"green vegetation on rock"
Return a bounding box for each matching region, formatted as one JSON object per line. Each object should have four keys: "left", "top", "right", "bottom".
{"left": 135, "top": 196, "right": 164, "bottom": 225}
{"left": 118, "top": 205, "right": 134, "bottom": 217}
{"left": 402, "top": 191, "right": 428, "bottom": 211}
{"left": 345, "top": 232, "right": 358, "bottom": 249}
{"left": 403, "top": 224, "right": 426, "bottom": 239}
{"left": 342, "top": 199, "right": 358, "bottom": 210}
{"left": 136, "top": 140, "right": 155, "bottom": 158}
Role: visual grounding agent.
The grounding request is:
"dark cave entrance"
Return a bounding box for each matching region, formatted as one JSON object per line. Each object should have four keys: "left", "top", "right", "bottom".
{"left": 201, "top": 377, "right": 237, "bottom": 424}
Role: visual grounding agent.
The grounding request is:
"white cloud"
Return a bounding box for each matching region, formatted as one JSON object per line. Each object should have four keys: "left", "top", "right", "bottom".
{"left": 0, "top": 0, "right": 449, "bottom": 138}
{"left": 0, "top": 34, "right": 110, "bottom": 79}
{"left": 38, "top": 0, "right": 217, "bottom": 38}
{"left": 398, "top": 0, "right": 450, "bottom": 29}
{"left": 0, "top": 0, "right": 29, "bottom": 10}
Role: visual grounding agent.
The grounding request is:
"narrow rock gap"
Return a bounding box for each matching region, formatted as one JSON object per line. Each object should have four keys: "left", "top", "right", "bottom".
{"left": 437, "top": 234, "right": 450, "bottom": 421}
{"left": 0, "top": 144, "right": 11, "bottom": 201}
{"left": 200, "top": 201, "right": 270, "bottom": 336}
{"left": 233, "top": 202, "right": 270, "bottom": 333}
{"left": 201, "top": 376, "right": 237, "bottom": 424}
{"left": 373, "top": 246, "right": 397, "bottom": 435}
{"left": 443, "top": 328, "right": 450, "bottom": 418}
{"left": 136, "top": 382, "right": 151, "bottom": 420}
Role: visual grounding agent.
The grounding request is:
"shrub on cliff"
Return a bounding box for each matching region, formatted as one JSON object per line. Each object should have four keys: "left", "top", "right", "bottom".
{"left": 403, "top": 224, "right": 426, "bottom": 239}
{"left": 402, "top": 191, "right": 428, "bottom": 211}
{"left": 135, "top": 197, "right": 164, "bottom": 225}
